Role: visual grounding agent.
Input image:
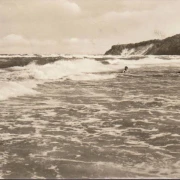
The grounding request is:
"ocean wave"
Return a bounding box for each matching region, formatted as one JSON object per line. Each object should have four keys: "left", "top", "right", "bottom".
{"left": 0, "top": 56, "right": 66, "bottom": 69}
{"left": 0, "top": 59, "right": 119, "bottom": 100}
{"left": 11, "top": 59, "right": 119, "bottom": 80}
{"left": 1, "top": 55, "right": 180, "bottom": 69}
{"left": 0, "top": 54, "right": 140, "bottom": 69}
{"left": 106, "top": 56, "right": 180, "bottom": 67}
{"left": 1, "top": 55, "right": 180, "bottom": 101}
{"left": 0, "top": 80, "right": 39, "bottom": 101}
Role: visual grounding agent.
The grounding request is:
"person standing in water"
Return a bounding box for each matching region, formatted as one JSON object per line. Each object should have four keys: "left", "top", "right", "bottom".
{"left": 123, "top": 66, "right": 128, "bottom": 73}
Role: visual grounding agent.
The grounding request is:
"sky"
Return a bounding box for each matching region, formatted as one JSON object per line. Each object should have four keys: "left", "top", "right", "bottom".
{"left": 0, "top": 0, "right": 180, "bottom": 54}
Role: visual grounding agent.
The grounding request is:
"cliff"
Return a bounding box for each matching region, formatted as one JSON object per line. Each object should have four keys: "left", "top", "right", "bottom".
{"left": 105, "top": 34, "right": 180, "bottom": 55}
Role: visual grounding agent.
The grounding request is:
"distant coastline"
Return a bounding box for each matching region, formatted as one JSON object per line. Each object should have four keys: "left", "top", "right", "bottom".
{"left": 105, "top": 34, "right": 180, "bottom": 55}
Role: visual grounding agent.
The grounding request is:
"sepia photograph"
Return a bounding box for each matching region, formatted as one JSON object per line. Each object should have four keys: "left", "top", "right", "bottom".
{"left": 0, "top": 0, "right": 180, "bottom": 179}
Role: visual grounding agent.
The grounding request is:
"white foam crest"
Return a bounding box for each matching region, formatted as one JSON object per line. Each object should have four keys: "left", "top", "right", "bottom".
{"left": 68, "top": 73, "right": 116, "bottom": 81}
{"left": 106, "top": 56, "right": 180, "bottom": 68}
{"left": 104, "top": 55, "right": 127, "bottom": 58}
{"left": 0, "top": 54, "right": 37, "bottom": 58}
{"left": 0, "top": 80, "right": 39, "bottom": 101}
{"left": 1, "top": 59, "right": 117, "bottom": 100}
{"left": 60, "top": 54, "right": 105, "bottom": 59}
{"left": 41, "top": 54, "right": 61, "bottom": 57}
{"left": 149, "top": 132, "right": 171, "bottom": 140}
{"left": 106, "top": 59, "right": 140, "bottom": 68}
{"left": 23, "top": 59, "right": 119, "bottom": 80}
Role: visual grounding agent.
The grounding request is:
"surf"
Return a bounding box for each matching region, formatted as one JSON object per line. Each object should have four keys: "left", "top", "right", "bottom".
{"left": 1, "top": 55, "right": 180, "bottom": 101}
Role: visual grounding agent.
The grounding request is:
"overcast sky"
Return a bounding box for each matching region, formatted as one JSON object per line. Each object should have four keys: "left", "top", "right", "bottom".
{"left": 0, "top": 0, "right": 180, "bottom": 54}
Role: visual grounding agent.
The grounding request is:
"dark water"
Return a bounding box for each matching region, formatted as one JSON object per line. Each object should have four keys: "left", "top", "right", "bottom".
{"left": 0, "top": 55, "right": 180, "bottom": 178}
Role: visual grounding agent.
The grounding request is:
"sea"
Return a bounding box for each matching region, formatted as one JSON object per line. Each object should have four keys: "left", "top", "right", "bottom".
{"left": 0, "top": 54, "right": 180, "bottom": 178}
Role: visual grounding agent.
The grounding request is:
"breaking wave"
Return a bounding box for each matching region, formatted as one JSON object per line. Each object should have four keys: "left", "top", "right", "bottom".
{"left": 1, "top": 54, "right": 180, "bottom": 69}
{"left": 0, "top": 81, "right": 38, "bottom": 101}
{"left": 10, "top": 59, "right": 119, "bottom": 80}
{"left": 0, "top": 58, "right": 118, "bottom": 100}
{"left": 1, "top": 54, "right": 180, "bottom": 179}
{"left": 1, "top": 55, "right": 180, "bottom": 101}
{"left": 106, "top": 56, "right": 180, "bottom": 68}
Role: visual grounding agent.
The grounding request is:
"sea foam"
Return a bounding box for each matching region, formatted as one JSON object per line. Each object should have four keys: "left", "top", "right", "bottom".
{"left": 0, "top": 81, "right": 38, "bottom": 101}
{"left": 1, "top": 55, "right": 180, "bottom": 101}
{"left": 19, "top": 59, "right": 119, "bottom": 80}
